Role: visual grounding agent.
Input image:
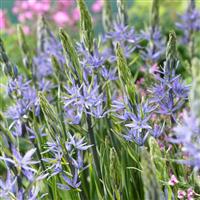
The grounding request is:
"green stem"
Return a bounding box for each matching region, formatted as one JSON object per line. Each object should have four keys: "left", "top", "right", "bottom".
{"left": 86, "top": 112, "right": 101, "bottom": 178}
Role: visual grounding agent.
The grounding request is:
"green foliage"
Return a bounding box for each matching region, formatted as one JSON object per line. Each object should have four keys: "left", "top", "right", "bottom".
{"left": 39, "top": 92, "right": 67, "bottom": 141}
{"left": 77, "top": 0, "right": 94, "bottom": 53}
{"left": 191, "top": 58, "right": 200, "bottom": 119}
{"left": 166, "top": 31, "right": 177, "bottom": 62}
{"left": 0, "top": 37, "right": 14, "bottom": 78}
{"left": 102, "top": 0, "right": 113, "bottom": 32}
{"left": 117, "top": 0, "right": 128, "bottom": 25}
{"left": 141, "top": 147, "right": 162, "bottom": 200}
{"left": 59, "top": 29, "right": 83, "bottom": 83}
{"left": 151, "top": 0, "right": 159, "bottom": 31}
{"left": 17, "top": 25, "right": 32, "bottom": 70}
{"left": 116, "top": 43, "right": 136, "bottom": 105}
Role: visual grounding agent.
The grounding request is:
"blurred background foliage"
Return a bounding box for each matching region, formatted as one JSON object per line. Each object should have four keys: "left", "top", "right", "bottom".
{"left": 1, "top": 0, "right": 200, "bottom": 64}
{"left": 0, "top": 0, "right": 200, "bottom": 97}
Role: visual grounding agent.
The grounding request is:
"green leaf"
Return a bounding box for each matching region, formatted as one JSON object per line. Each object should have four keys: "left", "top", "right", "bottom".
{"left": 77, "top": 0, "right": 94, "bottom": 53}
{"left": 166, "top": 30, "right": 177, "bottom": 62}
{"left": 151, "top": 0, "right": 159, "bottom": 31}
{"left": 117, "top": 0, "right": 128, "bottom": 26}
{"left": 116, "top": 43, "right": 136, "bottom": 105}
{"left": 17, "top": 25, "right": 32, "bottom": 69}
{"left": 141, "top": 148, "right": 162, "bottom": 200}
{"left": 149, "top": 137, "right": 167, "bottom": 181}
{"left": 39, "top": 92, "right": 66, "bottom": 140}
{"left": 59, "top": 29, "right": 82, "bottom": 83}
{"left": 0, "top": 37, "right": 14, "bottom": 78}
{"left": 191, "top": 58, "right": 200, "bottom": 119}
{"left": 103, "top": 0, "right": 113, "bottom": 32}
{"left": 37, "top": 16, "right": 49, "bottom": 52}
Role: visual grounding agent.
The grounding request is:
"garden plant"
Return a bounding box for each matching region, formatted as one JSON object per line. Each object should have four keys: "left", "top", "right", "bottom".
{"left": 1, "top": 0, "right": 200, "bottom": 199}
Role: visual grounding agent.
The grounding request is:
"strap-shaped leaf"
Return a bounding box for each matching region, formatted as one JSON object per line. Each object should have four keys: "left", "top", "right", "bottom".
{"left": 39, "top": 92, "right": 66, "bottom": 140}
{"left": 151, "top": 0, "right": 159, "bottom": 32}
{"left": 37, "top": 16, "right": 51, "bottom": 52}
{"left": 0, "top": 37, "right": 14, "bottom": 78}
{"left": 116, "top": 43, "right": 136, "bottom": 105}
{"left": 103, "top": 0, "right": 113, "bottom": 32}
{"left": 166, "top": 31, "right": 177, "bottom": 63}
{"left": 59, "top": 29, "right": 82, "bottom": 83}
{"left": 141, "top": 148, "right": 162, "bottom": 200}
{"left": 17, "top": 25, "right": 32, "bottom": 69}
{"left": 77, "top": 0, "right": 94, "bottom": 53}
{"left": 117, "top": 0, "right": 128, "bottom": 26}
{"left": 191, "top": 58, "right": 200, "bottom": 119}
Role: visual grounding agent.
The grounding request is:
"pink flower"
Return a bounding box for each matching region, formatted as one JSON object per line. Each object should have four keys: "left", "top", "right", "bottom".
{"left": 0, "top": 9, "right": 7, "bottom": 29}
{"left": 178, "top": 190, "right": 186, "bottom": 199}
{"left": 140, "top": 66, "right": 146, "bottom": 72}
{"left": 18, "top": 14, "right": 26, "bottom": 22}
{"left": 149, "top": 63, "right": 159, "bottom": 74}
{"left": 53, "top": 11, "right": 70, "bottom": 27}
{"left": 22, "top": 25, "right": 30, "bottom": 35}
{"left": 57, "top": 0, "right": 73, "bottom": 9}
{"left": 24, "top": 11, "right": 33, "bottom": 20}
{"left": 72, "top": 8, "right": 80, "bottom": 22}
{"left": 21, "top": 1, "right": 29, "bottom": 10}
{"left": 12, "top": 6, "right": 19, "bottom": 14}
{"left": 157, "top": 140, "right": 165, "bottom": 151}
{"left": 27, "top": 0, "right": 37, "bottom": 10}
{"left": 42, "top": 2, "right": 50, "bottom": 12}
{"left": 92, "top": 0, "right": 103, "bottom": 13}
{"left": 187, "top": 188, "right": 194, "bottom": 200}
{"left": 168, "top": 175, "right": 179, "bottom": 186}
{"left": 32, "top": 2, "right": 45, "bottom": 13}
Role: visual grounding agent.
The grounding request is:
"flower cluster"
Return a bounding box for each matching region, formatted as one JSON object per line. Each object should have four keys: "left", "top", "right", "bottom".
{"left": 6, "top": 75, "right": 39, "bottom": 138}
{"left": 176, "top": 3, "right": 200, "bottom": 44}
{"left": 0, "top": 9, "right": 9, "bottom": 30}
{"left": 112, "top": 97, "right": 163, "bottom": 145}
{"left": 64, "top": 75, "right": 108, "bottom": 124}
{"left": 105, "top": 22, "right": 141, "bottom": 62}
{"left": 43, "top": 133, "right": 91, "bottom": 190}
{"left": 12, "top": 0, "right": 80, "bottom": 32}
{"left": 171, "top": 111, "right": 200, "bottom": 169}
{"left": 140, "top": 27, "right": 165, "bottom": 65}
{"left": 150, "top": 32, "right": 189, "bottom": 123}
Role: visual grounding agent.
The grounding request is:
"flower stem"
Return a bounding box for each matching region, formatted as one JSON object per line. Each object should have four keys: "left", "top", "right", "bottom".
{"left": 86, "top": 111, "right": 101, "bottom": 178}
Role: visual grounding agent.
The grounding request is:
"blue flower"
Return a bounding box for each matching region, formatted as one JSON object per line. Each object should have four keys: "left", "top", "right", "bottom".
{"left": 34, "top": 32, "right": 65, "bottom": 79}
{"left": 7, "top": 100, "right": 31, "bottom": 121}
{"left": 176, "top": 8, "right": 200, "bottom": 44}
{"left": 112, "top": 98, "right": 155, "bottom": 145}
{"left": 64, "top": 76, "right": 106, "bottom": 122}
{"left": 57, "top": 170, "right": 81, "bottom": 191}
{"left": 65, "top": 133, "right": 92, "bottom": 152}
{"left": 0, "top": 170, "right": 16, "bottom": 199}
{"left": 150, "top": 123, "right": 165, "bottom": 138}
{"left": 140, "top": 27, "right": 165, "bottom": 64}
{"left": 8, "top": 76, "right": 31, "bottom": 98}
{"left": 150, "top": 60, "right": 188, "bottom": 121}
{"left": 170, "top": 112, "right": 200, "bottom": 169}
{"left": 123, "top": 128, "right": 149, "bottom": 146}
{"left": 106, "top": 22, "right": 140, "bottom": 44}
{"left": 172, "top": 78, "right": 190, "bottom": 99}
{"left": 0, "top": 147, "right": 39, "bottom": 180}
